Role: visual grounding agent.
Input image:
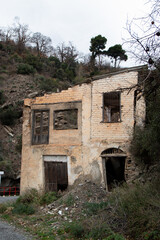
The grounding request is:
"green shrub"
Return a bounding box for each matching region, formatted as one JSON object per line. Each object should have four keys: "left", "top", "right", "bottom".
{"left": 64, "top": 222, "right": 85, "bottom": 238}
{"left": 108, "top": 179, "right": 160, "bottom": 239}
{"left": 105, "top": 233, "right": 126, "bottom": 240}
{"left": 0, "top": 204, "right": 7, "bottom": 213}
{"left": 0, "top": 106, "right": 19, "bottom": 126}
{"left": 130, "top": 88, "right": 160, "bottom": 166}
{"left": 11, "top": 53, "right": 22, "bottom": 63}
{"left": 12, "top": 203, "right": 35, "bottom": 215}
{"left": 39, "top": 191, "right": 58, "bottom": 205}
{"left": 16, "top": 188, "right": 40, "bottom": 205}
{"left": 17, "top": 188, "right": 58, "bottom": 206}
{"left": 143, "top": 230, "right": 160, "bottom": 240}
{"left": 86, "top": 224, "right": 110, "bottom": 239}
{"left": 39, "top": 77, "right": 58, "bottom": 92}
{"left": 24, "top": 53, "right": 43, "bottom": 71}
{"left": 83, "top": 201, "right": 108, "bottom": 216}
{"left": 0, "top": 91, "right": 5, "bottom": 105}
{"left": 17, "top": 63, "right": 35, "bottom": 75}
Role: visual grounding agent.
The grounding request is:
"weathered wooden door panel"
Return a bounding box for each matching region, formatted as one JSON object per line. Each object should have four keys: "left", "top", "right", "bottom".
{"left": 57, "top": 162, "right": 68, "bottom": 185}
{"left": 44, "top": 161, "right": 68, "bottom": 192}
{"left": 44, "top": 162, "right": 57, "bottom": 192}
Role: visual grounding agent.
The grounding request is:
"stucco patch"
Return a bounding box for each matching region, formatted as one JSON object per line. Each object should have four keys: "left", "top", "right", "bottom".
{"left": 90, "top": 160, "right": 102, "bottom": 183}
{"left": 71, "top": 156, "right": 77, "bottom": 163}
{"left": 73, "top": 166, "right": 83, "bottom": 174}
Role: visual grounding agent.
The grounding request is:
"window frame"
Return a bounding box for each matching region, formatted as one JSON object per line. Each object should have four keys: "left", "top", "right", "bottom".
{"left": 102, "top": 91, "right": 121, "bottom": 123}
{"left": 53, "top": 108, "right": 78, "bottom": 130}
{"left": 32, "top": 109, "right": 50, "bottom": 145}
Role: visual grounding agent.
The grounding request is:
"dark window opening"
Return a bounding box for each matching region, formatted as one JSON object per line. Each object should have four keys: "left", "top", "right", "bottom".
{"left": 105, "top": 157, "right": 126, "bottom": 191}
{"left": 103, "top": 92, "right": 121, "bottom": 122}
{"left": 32, "top": 110, "right": 49, "bottom": 145}
{"left": 54, "top": 109, "right": 78, "bottom": 130}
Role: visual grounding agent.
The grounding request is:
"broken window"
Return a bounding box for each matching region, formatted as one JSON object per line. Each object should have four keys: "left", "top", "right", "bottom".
{"left": 103, "top": 92, "right": 121, "bottom": 122}
{"left": 54, "top": 109, "right": 78, "bottom": 130}
{"left": 32, "top": 110, "right": 49, "bottom": 144}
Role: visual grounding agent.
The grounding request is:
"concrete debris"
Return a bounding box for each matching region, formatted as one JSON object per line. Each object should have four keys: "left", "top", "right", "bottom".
{"left": 42, "top": 181, "right": 108, "bottom": 225}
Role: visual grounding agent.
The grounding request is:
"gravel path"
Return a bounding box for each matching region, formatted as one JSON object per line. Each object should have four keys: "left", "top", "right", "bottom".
{"left": 0, "top": 220, "right": 33, "bottom": 240}
{"left": 0, "top": 196, "right": 19, "bottom": 204}
{"left": 0, "top": 196, "right": 34, "bottom": 240}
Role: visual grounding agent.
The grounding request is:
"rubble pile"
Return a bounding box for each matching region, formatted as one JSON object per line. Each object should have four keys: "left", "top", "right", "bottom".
{"left": 42, "top": 181, "right": 109, "bottom": 224}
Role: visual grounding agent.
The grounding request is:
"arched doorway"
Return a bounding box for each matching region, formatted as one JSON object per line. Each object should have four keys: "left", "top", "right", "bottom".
{"left": 101, "top": 148, "right": 126, "bottom": 191}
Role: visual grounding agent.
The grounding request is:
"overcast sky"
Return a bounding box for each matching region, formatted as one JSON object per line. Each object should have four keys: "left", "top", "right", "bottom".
{"left": 0, "top": 0, "right": 150, "bottom": 67}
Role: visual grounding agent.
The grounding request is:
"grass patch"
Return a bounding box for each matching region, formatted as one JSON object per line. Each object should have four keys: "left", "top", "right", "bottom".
{"left": 108, "top": 178, "right": 160, "bottom": 239}
{"left": 63, "top": 194, "right": 75, "bottom": 206}
{"left": 40, "top": 191, "right": 58, "bottom": 205}
{"left": 16, "top": 188, "right": 58, "bottom": 206}
{"left": 83, "top": 201, "right": 108, "bottom": 215}
{"left": 0, "top": 204, "right": 7, "bottom": 213}
{"left": 12, "top": 203, "right": 35, "bottom": 215}
{"left": 63, "top": 222, "right": 85, "bottom": 238}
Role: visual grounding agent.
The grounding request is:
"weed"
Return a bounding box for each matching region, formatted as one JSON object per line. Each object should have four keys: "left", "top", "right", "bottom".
{"left": 64, "top": 194, "right": 75, "bottom": 206}
{"left": 17, "top": 188, "right": 58, "bottom": 206}
{"left": 12, "top": 203, "right": 35, "bottom": 215}
{"left": 105, "top": 233, "right": 126, "bottom": 240}
{"left": 83, "top": 201, "right": 108, "bottom": 215}
{"left": 64, "top": 222, "right": 85, "bottom": 238}
{"left": 143, "top": 230, "right": 160, "bottom": 240}
{"left": 16, "top": 188, "right": 40, "bottom": 205}
{"left": 40, "top": 192, "right": 58, "bottom": 205}
{"left": 108, "top": 179, "right": 160, "bottom": 239}
{"left": 1, "top": 214, "right": 12, "bottom": 221}
{"left": 0, "top": 204, "right": 7, "bottom": 213}
{"left": 86, "top": 224, "right": 110, "bottom": 239}
{"left": 0, "top": 69, "right": 8, "bottom": 74}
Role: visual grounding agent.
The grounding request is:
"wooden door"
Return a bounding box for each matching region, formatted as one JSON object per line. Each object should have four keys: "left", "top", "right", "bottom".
{"left": 44, "top": 161, "right": 68, "bottom": 192}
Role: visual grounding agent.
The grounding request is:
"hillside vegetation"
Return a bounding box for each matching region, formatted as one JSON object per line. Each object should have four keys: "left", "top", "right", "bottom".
{"left": 0, "top": 20, "right": 121, "bottom": 181}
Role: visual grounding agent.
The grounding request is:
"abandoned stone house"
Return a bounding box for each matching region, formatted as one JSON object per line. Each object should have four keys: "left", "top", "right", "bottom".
{"left": 20, "top": 66, "right": 146, "bottom": 194}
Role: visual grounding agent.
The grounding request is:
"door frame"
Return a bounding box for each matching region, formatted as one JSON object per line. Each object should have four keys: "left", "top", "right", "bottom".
{"left": 101, "top": 152, "right": 127, "bottom": 191}
{"left": 43, "top": 155, "right": 68, "bottom": 192}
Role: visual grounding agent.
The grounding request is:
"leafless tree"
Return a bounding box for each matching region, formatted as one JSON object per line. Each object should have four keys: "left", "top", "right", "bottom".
{"left": 125, "top": 0, "right": 160, "bottom": 70}
{"left": 31, "top": 32, "right": 53, "bottom": 56}
{"left": 12, "top": 17, "right": 31, "bottom": 53}
{"left": 0, "top": 27, "right": 14, "bottom": 43}
{"left": 53, "top": 42, "right": 78, "bottom": 64}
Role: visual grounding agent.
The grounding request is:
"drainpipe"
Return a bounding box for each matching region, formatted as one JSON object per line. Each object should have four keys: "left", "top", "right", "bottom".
{"left": 0, "top": 171, "right": 4, "bottom": 185}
